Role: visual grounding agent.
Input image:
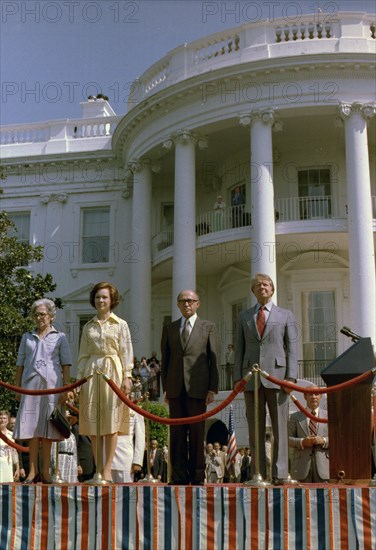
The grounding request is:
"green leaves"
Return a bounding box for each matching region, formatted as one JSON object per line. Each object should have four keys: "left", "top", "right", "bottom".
{"left": 0, "top": 211, "right": 59, "bottom": 413}
{"left": 140, "top": 401, "right": 169, "bottom": 447}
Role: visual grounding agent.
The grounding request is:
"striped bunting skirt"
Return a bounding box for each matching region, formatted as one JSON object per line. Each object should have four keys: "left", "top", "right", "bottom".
{"left": 0, "top": 484, "right": 375, "bottom": 549}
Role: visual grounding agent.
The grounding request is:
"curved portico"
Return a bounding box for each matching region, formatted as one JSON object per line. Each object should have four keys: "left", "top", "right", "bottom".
{"left": 0, "top": 12, "right": 375, "bottom": 389}
{"left": 112, "top": 12, "right": 376, "bottom": 358}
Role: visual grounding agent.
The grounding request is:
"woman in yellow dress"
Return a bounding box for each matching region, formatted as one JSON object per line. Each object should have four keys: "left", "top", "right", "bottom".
{"left": 77, "top": 282, "right": 133, "bottom": 481}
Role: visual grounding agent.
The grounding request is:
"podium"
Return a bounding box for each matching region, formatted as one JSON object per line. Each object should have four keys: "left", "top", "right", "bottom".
{"left": 321, "top": 337, "right": 374, "bottom": 480}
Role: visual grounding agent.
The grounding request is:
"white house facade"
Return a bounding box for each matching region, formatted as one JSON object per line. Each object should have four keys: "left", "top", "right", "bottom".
{"left": 1, "top": 12, "right": 375, "bottom": 441}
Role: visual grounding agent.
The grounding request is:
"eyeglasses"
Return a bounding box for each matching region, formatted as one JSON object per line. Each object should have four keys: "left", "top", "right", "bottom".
{"left": 34, "top": 313, "right": 48, "bottom": 318}
{"left": 178, "top": 299, "right": 198, "bottom": 305}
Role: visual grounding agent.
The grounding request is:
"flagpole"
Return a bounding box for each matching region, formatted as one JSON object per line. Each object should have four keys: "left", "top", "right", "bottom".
{"left": 226, "top": 405, "right": 238, "bottom": 483}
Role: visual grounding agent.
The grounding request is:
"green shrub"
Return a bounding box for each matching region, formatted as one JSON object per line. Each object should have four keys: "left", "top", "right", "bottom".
{"left": 139, "top": 400, "right": 169, "bottom": 447}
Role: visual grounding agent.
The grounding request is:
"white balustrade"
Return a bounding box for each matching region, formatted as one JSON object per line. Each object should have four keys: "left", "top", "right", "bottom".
{"left": 0, "top": 124, "right": 50, "bottom": 145}
{"left": 274, "top": 21, "right": 335, "bottom": 43}
{"left": 194, "top": 33, "right": 240, "bottom": 64}
{"left": 0, "top": 117, "right": 120, "bottom": 146}
{"left": 275, "top": 195, "right": 345, "bottom": 222}
{"left": 128, "top": 14, "right": 375, "bottom": 107}
{"left": 151, "top": 195, "right": 359, "bottom": 260}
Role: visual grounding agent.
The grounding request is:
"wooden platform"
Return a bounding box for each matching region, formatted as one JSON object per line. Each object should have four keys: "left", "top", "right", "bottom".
{"left": 1, "top": 483, "right": 375, "bottom": 549}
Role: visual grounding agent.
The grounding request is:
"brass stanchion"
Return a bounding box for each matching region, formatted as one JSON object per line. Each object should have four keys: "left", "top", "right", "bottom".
{"left": 244, "top": 367, "right": 270, "bottom": 487}
{"left": 167, "top": 426, "right": 171, "bottom": 484}
{"left": 370, "top": 387, "right": 376, "bottom": 487}
{"left": 86, "top": 370, "right": 110, "bottom": 485}
{"left": 139, "top": 393, "right": 158, "bottom": 483}
{"left": 51, "top": 441, "right": 65, "bottom": 484}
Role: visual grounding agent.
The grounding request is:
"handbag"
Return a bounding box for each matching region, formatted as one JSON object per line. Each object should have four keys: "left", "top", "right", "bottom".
{"left": 49, "top": 407, "right": 71, "bottom": 438}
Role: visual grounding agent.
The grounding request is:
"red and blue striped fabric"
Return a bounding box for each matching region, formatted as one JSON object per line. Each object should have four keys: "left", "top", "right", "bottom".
{"left": 0, "top": 484, "right": 375, "bottom": 549}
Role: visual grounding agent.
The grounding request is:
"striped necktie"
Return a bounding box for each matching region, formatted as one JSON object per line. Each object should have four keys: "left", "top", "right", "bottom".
{"left": 309, "top": 410, "right": 318, "bottom": 436}
{"left": 256, "top": 306, "right": 266, "bottom": 337}
{"left": 181, "top": 318, "right": 190, "bottom": 346}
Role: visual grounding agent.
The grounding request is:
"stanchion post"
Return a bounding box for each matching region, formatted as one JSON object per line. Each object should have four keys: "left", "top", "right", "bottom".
{"left": 167, "top": 425, "right": 171, "bottom": 484}
{"left": 51, "top": 441, "right": 65, "bottom": 484}
{"left": 370, "top": 386, "right": 376, "bottom": 487}
{"left": 244, "top": 367, "right": 270, "bottom": 487}
{"left": 139, "top": 393, "right": 158, "bottom": 483}
{"left": 86, "top": 370, "right": 109, "bottom": 485}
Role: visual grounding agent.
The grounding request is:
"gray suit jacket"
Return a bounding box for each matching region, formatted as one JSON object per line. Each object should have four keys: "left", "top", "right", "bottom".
{"left": 288, "top": 408, "right": 329, "bottom": 481}
{"left": 161, "top": 317, "right": 220, "bottom": 400}
{"left": 234, "top": 303, "right": 298, "bottom": 391}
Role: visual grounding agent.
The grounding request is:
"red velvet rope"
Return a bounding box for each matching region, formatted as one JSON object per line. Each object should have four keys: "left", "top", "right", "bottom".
{"left": 0, "top": 377, "right": 87, "bottom": 395}
{"left": 105, "top": 375, "right": 250, "bottom": 425}
{"left": 290, "top": 395, "right": 328, "bottom": 423}
{"left": 259, "top": 368, "right": 375, "bottom": 394}
{"left": 0, "top": 431, "right": 29, "bottom": 453}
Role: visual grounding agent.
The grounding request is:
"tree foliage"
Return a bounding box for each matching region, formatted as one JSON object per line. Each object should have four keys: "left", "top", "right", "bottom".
{"left": 0, "top": 211, "right": 60, "bottom": 413}
{"left": 139, "top": 400, "right": 169, "bottom": 447}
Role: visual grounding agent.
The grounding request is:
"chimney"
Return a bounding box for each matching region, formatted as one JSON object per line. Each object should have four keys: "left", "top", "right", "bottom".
{"left": 80, "top": 95, "right": 116, "bottom": 118}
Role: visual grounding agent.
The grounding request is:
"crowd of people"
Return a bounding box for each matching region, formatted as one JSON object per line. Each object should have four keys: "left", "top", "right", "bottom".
{"left": 0, "top": 275, "right": 335, "bottom": 485}
{"left": 1, "top": 402, "right": 260, "bottom": 485}
{"left": 130, "top": 353, "right": 161, "bottom": 401}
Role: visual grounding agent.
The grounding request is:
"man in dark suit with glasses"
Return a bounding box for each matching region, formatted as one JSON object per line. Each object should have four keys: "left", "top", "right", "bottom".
{"left": 161, "top": 290, "right": 220, "bottom": 485}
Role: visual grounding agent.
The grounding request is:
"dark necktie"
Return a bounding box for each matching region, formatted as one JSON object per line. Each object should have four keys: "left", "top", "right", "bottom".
{"left": 309, "top": 410, "right": 318, "bottom": 436}
{"left": 256, "top": 306, "right": 266, "bottom": 337}
{"left": 181, "top": 318, "right": 190, "bottom": 347}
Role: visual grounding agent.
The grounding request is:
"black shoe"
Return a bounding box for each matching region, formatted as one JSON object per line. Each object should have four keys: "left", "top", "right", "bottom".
{"left": 168, "top": 481, "right": 189, "bottom": 485}
{"left": 272, "top": 478, "right": 285, "bottom": 486}
{"left": 23, "top": 475, "right": 39, "bottom": 484}
{"left": 191, "top": 481, "right": 204, "bottom": 486}
{"left": 41, "top": 476, "right": 52, "bottom": 484}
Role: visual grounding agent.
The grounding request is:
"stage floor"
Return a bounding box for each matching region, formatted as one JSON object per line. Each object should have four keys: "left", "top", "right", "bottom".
{"left": 1, "top": 483, "right": 375, "bottom": 549}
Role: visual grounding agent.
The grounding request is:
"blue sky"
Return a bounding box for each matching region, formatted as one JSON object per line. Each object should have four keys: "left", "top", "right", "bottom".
{"left": 1, "top": 0, "right": 375, "bottom": 125}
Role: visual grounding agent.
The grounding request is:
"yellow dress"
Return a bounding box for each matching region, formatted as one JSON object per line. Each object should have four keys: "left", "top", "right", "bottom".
{"left": 77, "top": 312, "right": 133, "bottom": 436}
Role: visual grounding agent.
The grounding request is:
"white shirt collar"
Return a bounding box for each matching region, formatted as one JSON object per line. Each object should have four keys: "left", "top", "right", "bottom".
{"left": 257, "top": 302, "right": 272, "bottom": 312}
{"left": 181, "top": 313, "right": 197, "bottom": 329}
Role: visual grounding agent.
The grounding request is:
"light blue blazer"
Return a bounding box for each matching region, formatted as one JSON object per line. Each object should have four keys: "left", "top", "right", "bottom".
{"left": 234, "top": 303, "right": 298, "bottom": 391}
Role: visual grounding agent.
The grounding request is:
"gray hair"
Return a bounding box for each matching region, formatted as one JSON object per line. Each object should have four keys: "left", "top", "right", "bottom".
{"left": 30, "top": 298, "right": 56, "bottom": 319}
{"left": 251, "top": 273, "right": 275, "bottom": 292}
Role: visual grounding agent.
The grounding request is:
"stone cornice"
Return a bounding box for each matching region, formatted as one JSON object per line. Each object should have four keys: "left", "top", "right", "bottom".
{"left": 112, "top": 56, "right": 376, "bottom": 160}
{"left": 1, "top": 155, "right": 120, "bottom": 177}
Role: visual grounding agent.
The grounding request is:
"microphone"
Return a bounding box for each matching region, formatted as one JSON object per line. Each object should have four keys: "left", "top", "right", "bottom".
{"left": 340, "top": 326, "right": 361, "bottom": 342}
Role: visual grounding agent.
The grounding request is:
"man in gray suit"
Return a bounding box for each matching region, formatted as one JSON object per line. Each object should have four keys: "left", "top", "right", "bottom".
{"left": 161, "top": 290, "right": 220, "bottom": 485}
{"left": 234, "top": 273, "right": 298, "bottom": 484}
{"left": 288, "top": 390, "right": 329, "bottom": 482}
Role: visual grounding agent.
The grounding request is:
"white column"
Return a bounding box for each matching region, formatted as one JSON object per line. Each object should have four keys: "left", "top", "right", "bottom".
{"left": 240, "top": 110, "right": 278, "bottom": 300}
{"left": 170, "top": 131, "right": 197, "bottom": 319}
{"left": 340, "top": 102, "right": 376, "bottom": 342}
{"left": 129, "top": 160, "right": 152, "bottom": 356}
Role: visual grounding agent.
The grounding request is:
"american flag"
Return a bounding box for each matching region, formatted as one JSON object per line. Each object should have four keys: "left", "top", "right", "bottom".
{"left": 226, "top": 405, "right": 237, "bottom": 471}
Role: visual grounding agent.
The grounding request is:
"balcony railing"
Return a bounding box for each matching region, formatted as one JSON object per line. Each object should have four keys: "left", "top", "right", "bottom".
{"left": 152, "top": 204, "right": 250, "bottom": 255}
{"left": 152, "top": 195, "right": 357, "bottom": 257}
{"left": 275, "top": 195, "right": 342, "bottom": 221}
